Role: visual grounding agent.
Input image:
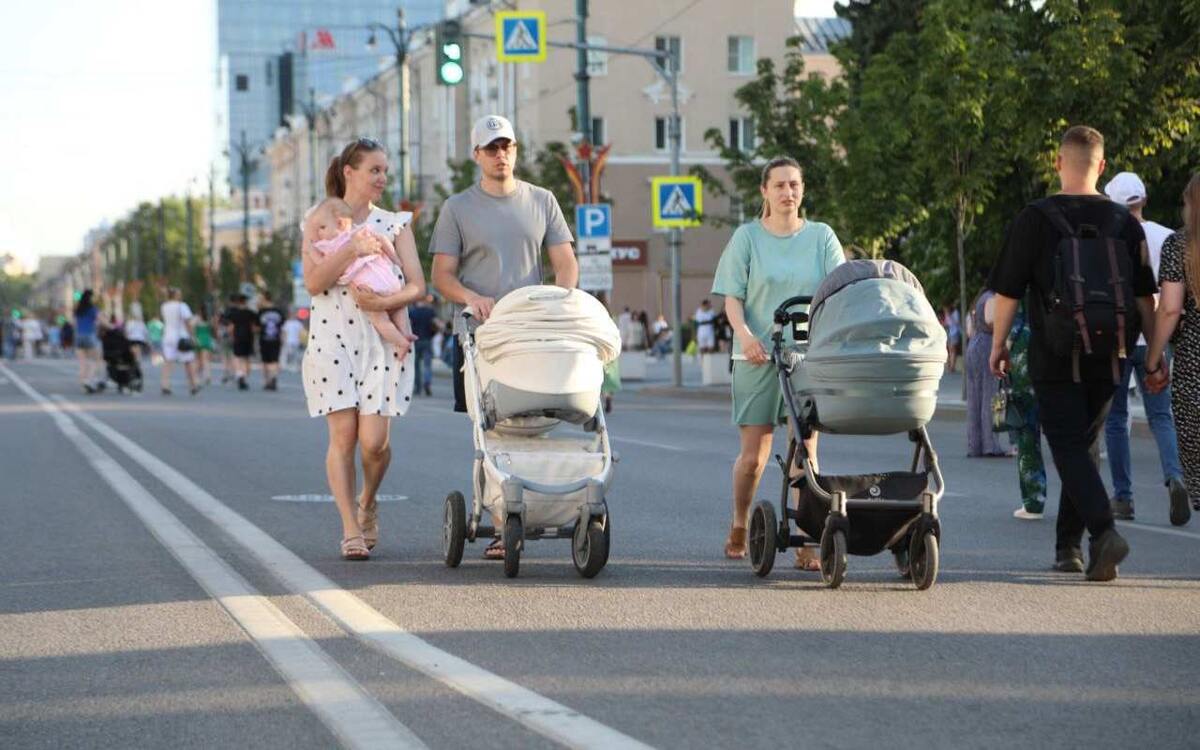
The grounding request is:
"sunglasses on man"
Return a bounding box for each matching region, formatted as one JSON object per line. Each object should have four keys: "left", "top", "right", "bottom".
{"left": 477, "top": 140, "right": 517, "bottom": 156}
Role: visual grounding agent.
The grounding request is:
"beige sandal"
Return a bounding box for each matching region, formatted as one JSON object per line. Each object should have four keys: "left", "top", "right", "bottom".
{"left": 794, "top": 547, "right": 821, "bottom": 571}
{"left": 357, "top": 498, "right": 379, "bottom": 551}
{"left": 340, "top": 536, "right": 370, "bottom": 561}
{"left": 725, "top": 527, "right": 748, "bottom": 559}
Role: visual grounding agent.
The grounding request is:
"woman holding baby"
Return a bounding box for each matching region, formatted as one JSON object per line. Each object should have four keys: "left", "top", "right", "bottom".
{"left": 302, "top": 137, "right": 426, "bottom": 560}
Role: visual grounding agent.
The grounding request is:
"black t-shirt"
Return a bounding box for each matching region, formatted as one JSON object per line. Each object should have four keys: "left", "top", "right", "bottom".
{"left": 257, "top": 306, "right": 284, "bottom": 342}
{"left": 988, "top": 194, "right": 1155, "bottom": 383}
{"left": 225, "top": 307, "right": 257, "bottom": 344}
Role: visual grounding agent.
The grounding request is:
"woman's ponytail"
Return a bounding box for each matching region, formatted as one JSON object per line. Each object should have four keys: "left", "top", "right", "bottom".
{"left": 324, "top": 155, "right": 345, "bottom": 198}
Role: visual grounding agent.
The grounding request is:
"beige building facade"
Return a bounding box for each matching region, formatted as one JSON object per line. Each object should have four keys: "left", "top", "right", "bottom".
{"left": 265, "top": 0, "right": 844, "bottom": 318}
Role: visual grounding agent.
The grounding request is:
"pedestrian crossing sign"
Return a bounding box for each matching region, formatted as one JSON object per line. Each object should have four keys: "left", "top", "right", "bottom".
{"left": 496, "top": 11, "right": 546, "bottom": 63}
{"left": 651, "top": 176, "right": 703, "bottom": 228}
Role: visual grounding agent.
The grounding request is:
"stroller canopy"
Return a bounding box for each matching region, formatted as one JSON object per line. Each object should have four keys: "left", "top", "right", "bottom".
{"left": 475, "top": 286, "right": 621, "bottom": 364}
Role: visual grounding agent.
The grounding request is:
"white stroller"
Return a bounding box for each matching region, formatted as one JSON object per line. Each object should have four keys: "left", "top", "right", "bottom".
{"left": 442, "top": 286, "right": 620, "bottom": 578}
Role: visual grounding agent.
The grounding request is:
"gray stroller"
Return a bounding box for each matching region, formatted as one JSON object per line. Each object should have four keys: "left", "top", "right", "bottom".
{"left": 747, "top": 260, "right": 949, "bottom": 590}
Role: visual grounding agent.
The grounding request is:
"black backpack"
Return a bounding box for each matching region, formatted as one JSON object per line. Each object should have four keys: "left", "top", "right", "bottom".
{"left": 1034, "top": 198, "right": 1136, "bottom": 383}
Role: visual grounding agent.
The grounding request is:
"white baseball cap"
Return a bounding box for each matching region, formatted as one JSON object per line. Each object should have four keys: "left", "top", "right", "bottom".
{"left": 1104, "top": 172, "right": 1147, "bottom": 206}
{"left": 471, "top": 115, "right": 516, "bottom": 150}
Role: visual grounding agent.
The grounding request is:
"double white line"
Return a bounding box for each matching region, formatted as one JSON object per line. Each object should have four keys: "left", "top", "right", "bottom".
{"left": 3, "top": 364, "right": 652, "bottom": 750}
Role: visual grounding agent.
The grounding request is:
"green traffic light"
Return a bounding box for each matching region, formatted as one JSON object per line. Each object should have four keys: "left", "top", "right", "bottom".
{"left": 440, "top": 62, "right": 464, "bottom": 84}
{"left": 443, "top": 43, "right": 461, "bottom": 61}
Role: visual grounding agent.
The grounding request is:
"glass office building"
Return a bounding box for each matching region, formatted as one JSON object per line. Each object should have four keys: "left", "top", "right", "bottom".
{"left": 216, "top": 0, "right": 439, "bottom": 191}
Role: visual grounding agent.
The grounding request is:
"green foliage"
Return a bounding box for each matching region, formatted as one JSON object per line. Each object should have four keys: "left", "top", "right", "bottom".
{"left": 252, "top": 229, "right": 297, "bottom": 306}
{"left": 0, "top": 271, "right": 33, "bottom": 312}
{"left": 708, "top": 0, "right": 1200, "bottom": 309}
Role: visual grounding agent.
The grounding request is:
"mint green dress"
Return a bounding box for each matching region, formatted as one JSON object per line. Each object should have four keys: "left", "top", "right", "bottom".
{"left": 711, "top": 219, "right": 844, "bottom": 425}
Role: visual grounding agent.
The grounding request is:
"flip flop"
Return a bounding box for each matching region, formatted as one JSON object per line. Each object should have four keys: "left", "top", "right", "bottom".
{"left": 483, "top": 538, "right": 505, "bottom": 560}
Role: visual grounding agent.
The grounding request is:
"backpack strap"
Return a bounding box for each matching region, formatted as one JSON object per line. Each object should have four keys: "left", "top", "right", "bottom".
{"left": 1033, "top": 198, "right": 1078, "bottom": 238}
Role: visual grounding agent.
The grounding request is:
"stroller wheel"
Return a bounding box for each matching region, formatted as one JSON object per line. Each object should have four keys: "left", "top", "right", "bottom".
{"left": 572, "top": 514, "right": 610, "bottom": 579}
{"left": 909, "top": 532, "right": 939, "bottom": 591}
{"left": 443, "top": 491, "right": 466, "bottom": 568}
{"left": 503, "top": 514, "right": 523, "bottom": 578}
{"left": 819, "top": 529, "right": 847, "bottom": 589}
{"left": 748, "top": 501, "right": 777, "bottom": 578}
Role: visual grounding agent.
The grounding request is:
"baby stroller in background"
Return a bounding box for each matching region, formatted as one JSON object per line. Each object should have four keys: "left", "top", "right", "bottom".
{"left": 101, "top": 326, "right": 143, "bottom": 394}
{"left": 747, "top": 260, "right": 948, "bottom": 590}
{"left": 443, "top": 286, "right": 620, "bottom": 579}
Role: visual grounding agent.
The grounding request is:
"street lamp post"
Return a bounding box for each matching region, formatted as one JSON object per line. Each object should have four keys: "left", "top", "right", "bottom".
{"left": 368, "top": 9, "right": 413, "bottom": 203}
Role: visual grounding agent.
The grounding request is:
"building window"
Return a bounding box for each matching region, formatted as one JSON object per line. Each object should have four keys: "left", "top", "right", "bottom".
{"left": 587, "top": 35, "right": 608, "bottom": 77}
{"left": 591, "top": 117, "right": 605, "bottom": 146}
{"left": 729, "top": 117, "right": 756, "bottom": 151}
{"left": 728, "top": 36, "right": 754, "bottom": 74}
{"left": 654, "top": 35, "right": 682, "bottom": 74}
{"left": 235, "top": 74, "right": 249, "bottom": 92}
{"left": 655, "top": 116, "right": 683, "bottom": 151}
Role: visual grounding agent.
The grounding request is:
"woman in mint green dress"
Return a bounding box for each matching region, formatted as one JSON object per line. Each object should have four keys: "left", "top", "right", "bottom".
{"left": 711, "top": 157, "right": 845, "bottom": 567}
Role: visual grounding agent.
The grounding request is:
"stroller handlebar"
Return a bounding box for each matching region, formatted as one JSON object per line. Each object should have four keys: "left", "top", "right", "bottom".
{"left": 772, "top": 295, "right": 813, "bottom": 324}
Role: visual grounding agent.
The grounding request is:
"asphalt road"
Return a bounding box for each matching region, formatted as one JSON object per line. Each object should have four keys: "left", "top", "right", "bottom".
{"left": 2, "top": 357, "right": 1198, "bottom": 749}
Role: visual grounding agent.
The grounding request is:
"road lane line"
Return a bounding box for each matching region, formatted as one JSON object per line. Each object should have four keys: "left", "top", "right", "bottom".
{"left": 612, "top": 436, "right": 684, "bottom": 452}
{"left": 0, "top": 364, "right": 427, "bottom": 750}
{"left": 45, "top": 394, "right": 656, "bottom": 750}
{"left": 1116, "top": 520, "right": 1200, "bottom": 541}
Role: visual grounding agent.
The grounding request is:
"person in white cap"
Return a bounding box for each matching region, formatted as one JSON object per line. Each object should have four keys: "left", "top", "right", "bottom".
{"left": 1101, "top": 171, "right": 1189, "bottom": 525}
{"left": 430, "top": 114, "right": 580, "bottom": 557}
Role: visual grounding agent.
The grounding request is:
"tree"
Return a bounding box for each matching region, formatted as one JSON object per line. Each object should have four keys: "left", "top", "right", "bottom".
{"left": 252, "top": 229, "right": 295, "bottom": 306}
{"left": 0, "top": 270, "right": 33, "bottom": 312}
{"left": 217, "top": 246, "right": 240, "bottom": 302}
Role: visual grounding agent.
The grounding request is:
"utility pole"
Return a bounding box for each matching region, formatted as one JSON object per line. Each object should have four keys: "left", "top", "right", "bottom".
{"left": 156, "top": 200, "right": 166, "bottom": 280}
{"left": 575, "top": 0, "right": 592, "bottom": 203}
{"left": 368, "top": 9, "right": 412, "bottom": 202}
{"left": 299, "top": 88, "right": 319, "bottom": 206}
{"left": 667, "top": 64, "right": 683, "bottom": 387}
{"left": 233, "top": 129, "right": 258, "bottom": 282}
{"left": 186, "top": 190, "right": 195, "bottom": 278}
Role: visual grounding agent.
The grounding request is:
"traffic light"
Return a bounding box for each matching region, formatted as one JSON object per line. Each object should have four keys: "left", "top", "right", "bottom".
{"left": 436, "top": 20, "right": 464, "bottom": 86}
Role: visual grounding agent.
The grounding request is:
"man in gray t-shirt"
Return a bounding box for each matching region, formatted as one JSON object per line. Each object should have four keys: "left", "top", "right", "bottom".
{"left": 432, "top": 114, "right": 579, "bottom": 416}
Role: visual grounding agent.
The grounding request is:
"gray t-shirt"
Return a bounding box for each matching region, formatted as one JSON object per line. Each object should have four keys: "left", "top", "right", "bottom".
{"left": 431, "top": 180, "right": 573, "bottom": 304}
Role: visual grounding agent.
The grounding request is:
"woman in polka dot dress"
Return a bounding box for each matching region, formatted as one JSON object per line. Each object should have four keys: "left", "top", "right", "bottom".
{"left": 301, "top": 138, "right": 425, "bottom": 560}
{"left": 1146, "top": 172, "right": 1200, "bottom": 521}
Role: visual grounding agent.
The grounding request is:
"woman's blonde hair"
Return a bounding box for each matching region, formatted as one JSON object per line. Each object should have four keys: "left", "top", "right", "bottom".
{"left": 1183, "top": 173, "right": 1200, "bottom": 303}
{"left": 759, "top": 156, "right": 803, "bottom": 219}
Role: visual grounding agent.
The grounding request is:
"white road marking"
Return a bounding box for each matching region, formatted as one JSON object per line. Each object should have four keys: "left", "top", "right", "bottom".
{"left": 1, "top": 364, "right": 426, "bottom": 750}
{"left": 1116, "top": 520, "right": 1200, "bottom": 541}
{"left": 272, "top": 494, "right": 409, "bottom": 503}
{"left": 44, "top": 395, "right": 655, "bottom": 749}
{"left": 612, "top": 436, "right": 684, "bottom": 452}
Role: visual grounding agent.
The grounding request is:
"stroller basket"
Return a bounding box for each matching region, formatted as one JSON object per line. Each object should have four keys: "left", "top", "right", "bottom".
{"left": 792, "top": 471, "right": 931, "bottom": 556}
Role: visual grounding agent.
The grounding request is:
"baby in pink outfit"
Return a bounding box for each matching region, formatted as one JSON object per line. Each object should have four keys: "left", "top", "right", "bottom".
{"left": 308, "top": 197, "right": 416, "bottom": 356}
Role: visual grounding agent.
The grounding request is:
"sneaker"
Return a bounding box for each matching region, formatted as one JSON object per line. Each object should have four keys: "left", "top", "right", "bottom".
{"left": 1167, "top": 478, "right": 1191, "bottom": 527}
{"left": 1110, "top": 497, "right": 1135, "bottom": 521}
{"left": 1085, "top": 528, "right": 1129, "bottom": 582}
{"left": 1013, "top": 507, "right": 1044, "bottom": 520}
{"left": 264, "top": 378, "right": 277, "bottom": 391}
{"left": 237, "top": 377, "right": 249, "bottom": 391}
{"left": 424, "top": 385, "right": 432, "bottom": 397}
{"left": 1053, "top": 547, "right": 1084, "bottom": 573}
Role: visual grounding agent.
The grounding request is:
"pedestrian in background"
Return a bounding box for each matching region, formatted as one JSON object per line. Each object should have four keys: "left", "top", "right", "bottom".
{"left": 693, "top": 298, "right": 717, "bottom": 354}
{"left": 59, "top": 317, "right": 74, "bottom": 357}
{"left": 409, "top": 294, "right": 437, "bottom": 396}
{"left": 125, "top": 313, "right": 148, "bottom": 364}
{"left": 712, "top": 156, "right": 844, "bottom": 569}
{"left": 1145, "top": 172, "right": 1200, "bottom": 524}
{"left": 1008, "top": 303, "right": 1048, "bottom": 520}
{"left": 989, "top": 126, "right": 1156, "bottom": 581}
{"left": 943, "top": 304, "right": 962, "bottom": 373}
{"left": 194, "top": 306, "right": 214, "bottom": 385}
{"left": 281, "top": 311, "right": 304, "bottom": 371}
{"left": 224, "top": 294, "right": 256, "bottom": 391}
{"left": 20, "top": 315, "right": 43, "bottom": 360}
{"left": 256, "top": 290, "right": 285, "bottom": 391}
{"left": 965, "top": 288, "right": 1011, "bottom": 457}
{"left": 1100, "top": 172, "right": 1189, "bottom": 525}
{"left": 74, "top": 290, "right": 104, "bottom": 393}
{"left": 159, "top": 287, "right": 199, "bottom": 396}
{"left": 302, "top": 136, "right": 423, "bottom": 561}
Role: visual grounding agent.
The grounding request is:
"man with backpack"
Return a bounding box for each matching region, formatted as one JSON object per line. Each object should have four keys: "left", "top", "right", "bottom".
{"left": 988, "top": 126, "right": 1158, "bottom": 582}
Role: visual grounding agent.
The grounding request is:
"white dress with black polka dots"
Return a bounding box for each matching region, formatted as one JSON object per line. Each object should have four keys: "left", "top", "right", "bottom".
{"left": 302, "top": 206, "right": 415, "bottom": 418}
